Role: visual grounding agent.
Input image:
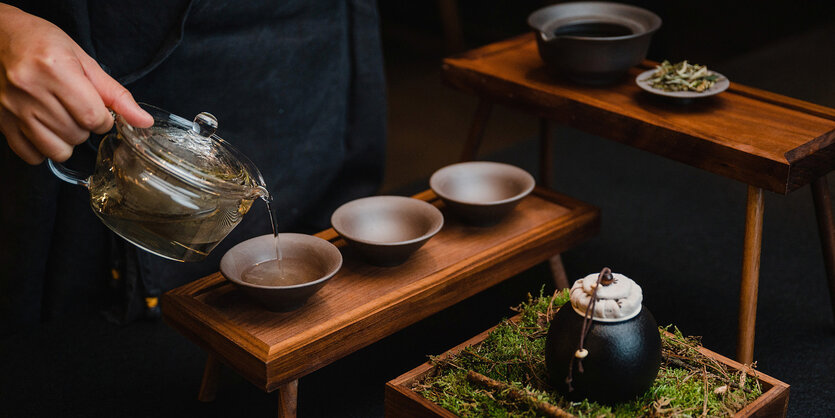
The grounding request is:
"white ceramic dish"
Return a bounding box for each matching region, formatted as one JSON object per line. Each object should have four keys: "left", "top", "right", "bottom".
{"left": 635, "top": 68, "right": 729, "bottom": 99}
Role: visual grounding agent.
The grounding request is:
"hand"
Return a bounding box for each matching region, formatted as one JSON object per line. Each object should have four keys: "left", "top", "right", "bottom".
{"left": 0, "top": 4, "right": 153, "bottom": 165}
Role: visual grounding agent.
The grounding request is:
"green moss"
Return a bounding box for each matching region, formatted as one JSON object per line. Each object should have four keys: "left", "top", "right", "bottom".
{"left": 414, "top": 288, "right": 763, "bottom": 417}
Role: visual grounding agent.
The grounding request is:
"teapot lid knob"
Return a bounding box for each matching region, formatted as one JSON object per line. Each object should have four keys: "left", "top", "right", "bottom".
{"left": 192, "top": 112, "right": 218, "bottom": 138}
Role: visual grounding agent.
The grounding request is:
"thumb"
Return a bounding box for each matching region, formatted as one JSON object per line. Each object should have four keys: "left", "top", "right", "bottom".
{"left": 78, "top": 53, "right": 154, "bottom": 128}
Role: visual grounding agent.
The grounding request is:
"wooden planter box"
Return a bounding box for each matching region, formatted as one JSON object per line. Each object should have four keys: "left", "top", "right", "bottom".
{"left": 385, "top": 316, "right": 790, "bottom": 417}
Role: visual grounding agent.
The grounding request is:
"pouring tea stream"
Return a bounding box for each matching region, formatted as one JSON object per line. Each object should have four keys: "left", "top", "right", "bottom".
{"left": 48, "top": 103, "right": 280, "bottom": 265}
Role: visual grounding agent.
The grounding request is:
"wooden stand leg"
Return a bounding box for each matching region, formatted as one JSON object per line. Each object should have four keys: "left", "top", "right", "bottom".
{"left": 459, "top": 99, "right": 493, "bottom": 161}
{"left": 198, "top": 354, "right": 222, "bottom": 402}
{"left": 811, "top": 176, "right": 835, "bottom": 323}
{"left": 436, "top": 0, "right": 465, "bottom": 53}
{"left": 548, "top": 254, "right": 570, "bottom": 289}
{"left": 277, "top": 380, "right": 299, "bottom": 418}
{"left": 538, "top": 119, "right": 568, "bottom": 289}
{"left": 737, "top": 186, "right": 764, "bottom": 365}
{"left": 538, "top": 118, "right": 553, "bottom": 189}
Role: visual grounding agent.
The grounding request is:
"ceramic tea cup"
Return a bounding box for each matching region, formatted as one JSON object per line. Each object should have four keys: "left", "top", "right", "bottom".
{"left": 430, "top": 161, "right": 535, "bottom": 226}
{"left": 220, "top": 233, "right": 342, "bottom": 311}
{"left": 331, "top": 196, "right": 444, "bottom": 266}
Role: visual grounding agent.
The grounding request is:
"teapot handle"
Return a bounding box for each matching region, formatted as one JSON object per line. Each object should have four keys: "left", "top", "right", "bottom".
{"left": 47, "top": 159, "right": 90, "bottom": 188}
{"left": 47, "top": 111, "right": 114, "bottom": 187}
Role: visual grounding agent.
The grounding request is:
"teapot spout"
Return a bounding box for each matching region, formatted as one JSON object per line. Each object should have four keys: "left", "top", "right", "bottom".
{"left": 252, "top": 185, "right": 272, "bottom": 202}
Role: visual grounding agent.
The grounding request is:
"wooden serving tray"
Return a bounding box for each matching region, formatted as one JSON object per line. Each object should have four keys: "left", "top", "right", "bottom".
{"left": 162, "top": 187, "right": 599, "bottom": 393}
{"left": 385, "top": 315, "right": 791, "bottom": 418}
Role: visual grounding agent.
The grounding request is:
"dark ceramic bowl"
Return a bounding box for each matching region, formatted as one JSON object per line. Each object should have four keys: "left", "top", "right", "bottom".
{"left": 331, "top": 196, "right": 444, "bottom": 266}
{"left": 528, "top": 1, "right": 662, "bottom": 84}
{"left": 430, "top": 161, "right": 535, "bottom": 226}
{"left": 220, "top": 233, "right": 342, "bottom": 312}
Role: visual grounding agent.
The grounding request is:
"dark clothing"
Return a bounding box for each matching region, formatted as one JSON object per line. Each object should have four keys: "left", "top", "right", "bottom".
{"left": 0, "top": 0, "right": 386, "bottom": 333}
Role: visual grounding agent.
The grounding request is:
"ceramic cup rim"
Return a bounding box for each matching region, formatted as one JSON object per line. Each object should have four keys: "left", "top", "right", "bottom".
{"left": 429, "top": 161, "right": 536, "bottom": 207}
{"left": 330, "top": 196, "right": 444, "bottom": 247}
{"left": 220, "top": 233, "right": 342, "bottom": 290}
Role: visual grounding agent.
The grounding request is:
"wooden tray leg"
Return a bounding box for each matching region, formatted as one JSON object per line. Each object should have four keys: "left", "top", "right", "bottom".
{"left": 737, "top": 186, "right": 764, "bottom": 365}
{"left": 538, "top": 118, "right": 553, "bottom": 189}
{"left": 459, "top": 99, "right": 493, "bottom": 161}
{"left": 277, "top": 380, "right": 299, "bottom": 418}
{"left": 437, "top": 0, "right": 465, "bottom": 53}
{"left": 811, "top": 176, "right": 835, "bottom": 323}
{"left": 548, "top": 254, "right": 570, "bottom": 290}
{"left": 538, "top": 119, "right": 570, "bottom": 289}
{"left": 198, "top": 354, "right": 222, "bottom": 402}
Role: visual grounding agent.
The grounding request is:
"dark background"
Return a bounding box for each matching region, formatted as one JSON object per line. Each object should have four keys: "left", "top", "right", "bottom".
{"left": 381, "top": 0, "right": 834, "bottom": 64}
{"left": 2, "top": 1, "right": 834, "bottom": 416}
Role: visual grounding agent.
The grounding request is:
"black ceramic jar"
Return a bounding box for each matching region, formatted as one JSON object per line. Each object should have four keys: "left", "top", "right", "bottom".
{"left": 545, "top": 269, "right": 661, "bottom": 404}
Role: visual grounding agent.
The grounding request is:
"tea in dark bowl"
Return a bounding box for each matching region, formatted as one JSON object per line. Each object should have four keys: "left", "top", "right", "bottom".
{"left": 220, "top": 233, "right": 342, "bottom": 311}
{"left": 242, "top": 258, "right": 324, "bottom": 287}
{"left": 553, "top": 21, "right": 633, "bottom": 38}
{"left": 528, "top": 1, "right": 662, "bottom": 84}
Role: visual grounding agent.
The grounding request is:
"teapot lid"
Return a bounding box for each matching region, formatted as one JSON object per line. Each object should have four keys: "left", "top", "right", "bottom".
{"left": 569, "top": 270, "right": 643, "bottom": 322}
{"left": 116, "top": 104, "right": 268, "bottom": 199}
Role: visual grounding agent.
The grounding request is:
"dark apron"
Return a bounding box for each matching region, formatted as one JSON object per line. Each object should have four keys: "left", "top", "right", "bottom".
{"left": 0, "top": 0, "right": 385, "bottom": 332}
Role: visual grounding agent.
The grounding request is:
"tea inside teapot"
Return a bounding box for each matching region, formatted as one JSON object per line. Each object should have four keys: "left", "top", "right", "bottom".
{"left": 49, "top": 104, "right": 269, "bottom": 262}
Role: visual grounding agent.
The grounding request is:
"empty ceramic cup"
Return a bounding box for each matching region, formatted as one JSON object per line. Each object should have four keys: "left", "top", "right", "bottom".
{"left": 220, "top": 233, "right": 342, "bottom": 311}
{"left": 430, "top": 161, "right": 535, "bottom": 226}
{"left": 331, "top": 196, "right": 444, "bottom": 266}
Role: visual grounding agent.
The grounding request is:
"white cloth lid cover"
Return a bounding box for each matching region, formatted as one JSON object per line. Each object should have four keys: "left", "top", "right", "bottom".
{"left": 569, "top": 272, "right": 643, "bottom": 322}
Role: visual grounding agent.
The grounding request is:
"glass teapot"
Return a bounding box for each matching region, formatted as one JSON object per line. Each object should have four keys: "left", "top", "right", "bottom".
{"left": 48, "top": 104, "right": 269, "bottom": 262}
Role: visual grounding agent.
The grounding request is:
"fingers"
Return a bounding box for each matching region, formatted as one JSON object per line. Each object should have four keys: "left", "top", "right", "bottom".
{"left": 78, "top": 52, "right": 152, "bottom": 129}
{"left": 1, "top": 111, "right": 44, "bottom": 164}
{"left": 0, "top": 37, "right": 149, "bottom": 167}
{"left": 0, "top": 49, "right": 96, "bottom": 162}
{"left": 0, "top": 9, "right": 148, "bottom": 166}
{"left": 47, "top": 55, "right": 114, "bottom": 135}
{"left": 42, "top": 50, "right": 116, "bottom": 134}
{"left": 3, "top": 127, "right": 44, "bottom": 164}
{"left": 0, "top": 102, "right": 74, "bottom": 162}
{"left": 1, "top": 93, "right": 84, "bottom": 163}
{"left": 39, "top": 94, "right": 90, "bottom": 145}
{"left": 1, "top": 84, "right": 89, "bottom": 145}
{"left": 18, "top": 113, "right": 73, "bottom": 161}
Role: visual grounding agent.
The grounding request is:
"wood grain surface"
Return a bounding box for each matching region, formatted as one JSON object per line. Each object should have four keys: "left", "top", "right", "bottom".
{"left": 162, "top": 188, "right": 599, "bottom": 392}
{"left": 385, "top": 314, "right": 790, "bottom": 418}
{"left": 442, "top": 34, "right": 835, "bottom": 194}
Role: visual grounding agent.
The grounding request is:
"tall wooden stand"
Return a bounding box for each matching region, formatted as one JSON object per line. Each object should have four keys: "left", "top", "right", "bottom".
{"left": 441, "top": 34, "right": 835, "bottom": 362}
